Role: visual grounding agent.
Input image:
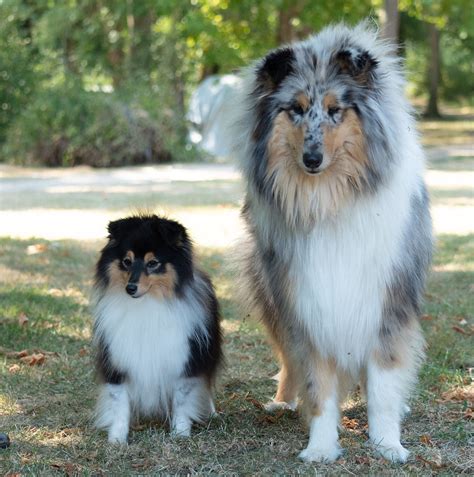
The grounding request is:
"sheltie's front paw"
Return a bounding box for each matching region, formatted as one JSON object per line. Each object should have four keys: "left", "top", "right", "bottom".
{"left": 371, "top": 441, "right": 410, "bottom": 463}
{"left": 171, "top": 419, "right": 191, "bottom": 438}
{"left": 264, "top": 399, "right": 297, "bottom": 413}
{"left": 298, "top": 444, "right": 342, "bottom": 463}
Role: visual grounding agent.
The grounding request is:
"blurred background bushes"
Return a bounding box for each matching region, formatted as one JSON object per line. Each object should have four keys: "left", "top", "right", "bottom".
{"left": 0, "top": 0, "right": 472, "bottom": 167}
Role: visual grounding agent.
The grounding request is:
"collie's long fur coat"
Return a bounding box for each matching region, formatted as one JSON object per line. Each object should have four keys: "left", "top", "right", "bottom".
{"left": 231, "top": 23, "right": 433, "bottom": 463}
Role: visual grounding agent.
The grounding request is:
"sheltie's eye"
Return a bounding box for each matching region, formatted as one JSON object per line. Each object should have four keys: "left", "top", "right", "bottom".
{"left": 146, "top": 259, "right": 160, "bottom": 271}
{"left": 122, "top": 257, "right": 132, "bottom": 268}
{"left": 328, "top": 106, "right": 341, "bottom": 117}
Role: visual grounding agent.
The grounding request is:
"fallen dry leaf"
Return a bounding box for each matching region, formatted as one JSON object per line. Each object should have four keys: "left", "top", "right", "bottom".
{"left": 8, "top": 364, "right": 21, "bottom": 374}
{"left": 342, "top": 416, "right": 359, "bottom": 429}
{"left": 441, "top": 385, "right": 474, "bottom": 403}
{"left": 244, "top": 394, "right": 264, "bottom": 410}
{"left": 78, "top": 347, "right": 89, "bottom": 357}
{"left": 18, "top": 312, "right": 29, "bottom": 326}
{"left": 420, "top": 434, "right": 433, "bottom": 445}
{"left": 452, "top": 325, "right": 473, "bottom": 336}
{"left": 464, "top": 408, "right": 473, "bottom": 420}
{"left": 0, "top": 347, "right": 58, "bottom": 359}
{"left": 416, "top": 455, "right": 444, "bottom": 469}
{"left": 355, "top": 456, "right": 371, "bottom": 465}
{"left": 50, "top": 462, "right": 80, "bottom": 476}
{"left": 20, "top": 353, "right": 46, "bottom": 366}
{"left": 421, "top": 314, "right": 435, "bottom": 321}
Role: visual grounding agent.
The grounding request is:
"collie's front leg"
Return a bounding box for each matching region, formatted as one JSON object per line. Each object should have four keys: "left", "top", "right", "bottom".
{"left": 366, "top": 361, "right": 411, "bottom": 462}
{"left": 298, "top": 361, "right": 341, "bottom": 463}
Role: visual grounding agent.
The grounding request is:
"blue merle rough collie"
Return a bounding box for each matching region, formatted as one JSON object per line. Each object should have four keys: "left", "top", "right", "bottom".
{"left": 231, "top": 23, "right": 433, "bottom": 463}
{"left": 92, "top": 215, "right": 222, "bottom": 443}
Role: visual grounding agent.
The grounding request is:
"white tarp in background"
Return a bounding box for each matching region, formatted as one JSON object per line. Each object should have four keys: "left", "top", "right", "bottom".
{"left": 187, "top": 74, "right": 242, "bottom": 158}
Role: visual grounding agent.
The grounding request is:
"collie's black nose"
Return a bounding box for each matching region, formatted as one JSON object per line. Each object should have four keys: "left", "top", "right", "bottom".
{"left": 303, "top": 151, "right": 323, "bottom": 170}
{"left": 126, "top": 283, "right": 138, "bottom": 295}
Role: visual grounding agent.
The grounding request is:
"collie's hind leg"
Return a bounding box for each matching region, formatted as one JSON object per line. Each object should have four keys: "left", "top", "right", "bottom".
{"left": 265, "top": 358, "right": 298, "bottom": 412}
{"left": 95, "top": 383, "right": 130, "bottom": 444}
{"left": 298, "top": 358, "right": 341, "bottom": 463}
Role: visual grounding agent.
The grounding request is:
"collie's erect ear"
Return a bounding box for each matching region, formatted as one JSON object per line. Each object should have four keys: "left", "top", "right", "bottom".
{"left": 333, "top": 48, "right": 378, "bottom": 86}
{"left": 257, "top": 47, "right": 295, "bottom": 91}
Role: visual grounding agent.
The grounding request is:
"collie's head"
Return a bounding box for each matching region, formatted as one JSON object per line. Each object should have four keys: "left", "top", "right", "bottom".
{"left": 235, "top": 22, "right": 414, "bottom": 227}
{"left": 95, "top": 215, "right": 193, "bottom": 299}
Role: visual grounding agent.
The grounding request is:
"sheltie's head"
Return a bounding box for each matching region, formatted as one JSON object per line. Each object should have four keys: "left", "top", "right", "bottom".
{"left": 95, "top": 215, "right": 193, "bottom": 299}
{"left": 235, "top": 22, "right": 413, "bottom": 227}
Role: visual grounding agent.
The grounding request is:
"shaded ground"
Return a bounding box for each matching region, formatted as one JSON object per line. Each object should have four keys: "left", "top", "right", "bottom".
{"left": 0, "top": 138, "right": 473, "bottom": 474}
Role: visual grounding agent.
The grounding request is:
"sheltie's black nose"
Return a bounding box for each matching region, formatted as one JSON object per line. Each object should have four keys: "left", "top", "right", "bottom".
{"left": 303, "top": 151, "right": 323, "bottom": 170}
{"left": 126, "top": 283, "right": 137, "bottom": 296}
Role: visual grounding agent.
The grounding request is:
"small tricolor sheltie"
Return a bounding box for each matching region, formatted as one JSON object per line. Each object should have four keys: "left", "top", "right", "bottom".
{"left": 232, "top": 23, "right": 433, "bottom": 463}
{"left": 92, "top": 215, "right": 222, "bottom": 443}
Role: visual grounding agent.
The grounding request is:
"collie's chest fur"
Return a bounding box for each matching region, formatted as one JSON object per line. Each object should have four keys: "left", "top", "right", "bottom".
{"left": 256, "top": 157, "right": 421, "bottom": 372}
{"left": 94, "top": 291, "right": 206, "bottom": 415}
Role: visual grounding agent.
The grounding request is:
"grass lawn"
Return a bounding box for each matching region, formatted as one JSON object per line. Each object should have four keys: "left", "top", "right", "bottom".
{"left": 1, "top": 151, "right": 472, "bottom": 472}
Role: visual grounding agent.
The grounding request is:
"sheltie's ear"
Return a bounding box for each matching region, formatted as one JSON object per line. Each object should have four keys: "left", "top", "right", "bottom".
{"left": 156, "top": 219, "right": 187, "bottom": 248}
{"left": 256, "top": 47, "right": 295, "bottom": 91}
{"left": 107, "top": 218, "right": 135, "bottom": 241}
{"left": 333, "top": 48, "right": 378, "bottom": 86}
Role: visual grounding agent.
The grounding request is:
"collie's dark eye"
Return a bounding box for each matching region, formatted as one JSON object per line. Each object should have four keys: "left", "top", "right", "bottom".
{"left": 289, "top": 103, "right": 304, "bottom": 116}
{"left": 328, "top": 106, "right": 341, "bottom": 117}
{"left": 122, "top": 257, "right": 132, "bottom": 268}
{"left": 147, "top": 259, "right": 160, "bottom": 269}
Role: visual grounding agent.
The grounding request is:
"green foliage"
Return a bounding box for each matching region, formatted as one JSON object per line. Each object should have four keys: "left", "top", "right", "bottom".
{"left": 0, "top": 3, "right": 38, "bottom": 143}
{"left": 0, "top": 0, "right": 472, "bottom": 166}
{"left": 3, "top": 82, "right": 171, "bottom": 167}
{"left": 400, "top": 0, "right": 474, "bottom": 103}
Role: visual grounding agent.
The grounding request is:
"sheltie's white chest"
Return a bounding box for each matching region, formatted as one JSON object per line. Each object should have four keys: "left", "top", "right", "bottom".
{"left": 94, "top": 292, "right": 203, "bottom": 415}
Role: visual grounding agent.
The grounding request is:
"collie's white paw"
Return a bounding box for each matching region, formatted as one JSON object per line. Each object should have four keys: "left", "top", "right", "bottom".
{"left": 372, "top": 441, "right": 410, "bottom": 463}
{"left": 298, "top": 444, "right": 342, "bottom": 463}
{"left": 402, "top": 403, "right": 411, "bottom": 418}
{"left": 107, "top": 432, "right": 128, "bottom": 445}
{"left": 264, "top": 399, "right": 297, "bottom": 412}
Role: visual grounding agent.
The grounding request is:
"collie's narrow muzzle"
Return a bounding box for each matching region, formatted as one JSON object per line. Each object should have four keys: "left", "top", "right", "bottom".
{"left": 303, "top": 150, "right": 323, "bottom": 173}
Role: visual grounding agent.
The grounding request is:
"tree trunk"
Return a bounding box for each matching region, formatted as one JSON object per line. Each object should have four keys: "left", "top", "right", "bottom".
{"left": 425, "top": 23, "right": 441, "bottom": 118}
{"left": 381, "top": 0, "right": 399, "bottom": 43}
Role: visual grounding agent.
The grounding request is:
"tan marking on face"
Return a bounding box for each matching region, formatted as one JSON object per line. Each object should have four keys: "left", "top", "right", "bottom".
{"left": 323, "top": 92, "right": 338, "bottom": 110}
{"left": 125, "top": 250, "right": 135, "bottom": 261}
{"left": 267, "top": 111, "right": 304, "bottom": 172}
{"left": 141, "top": 263, "right": 177, "bottom": 300}
{"left": 144, "top": 252, "right": 158, "bottom": 264}
{"left": 323, "top": 109, "right": 367, "bottom": 169}
{"left": 296, "top": 92, "right": 310, "bottom": 111}
{"left": 107, "top": 260, "right": 128, "bottom": 290}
